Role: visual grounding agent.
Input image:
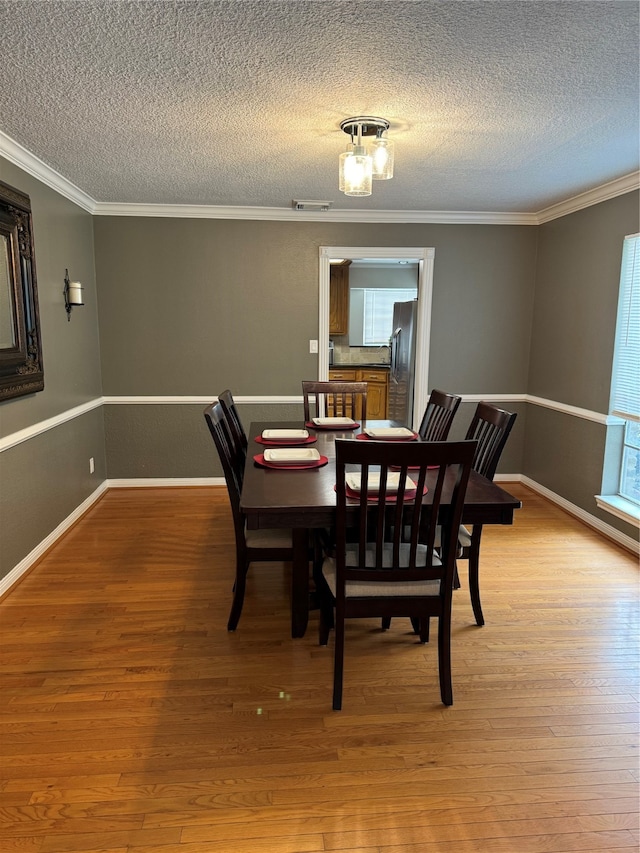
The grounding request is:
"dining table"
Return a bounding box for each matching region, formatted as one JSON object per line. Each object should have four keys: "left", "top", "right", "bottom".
{"left": 240, "top": 419, "right": 522, "bottom": 638}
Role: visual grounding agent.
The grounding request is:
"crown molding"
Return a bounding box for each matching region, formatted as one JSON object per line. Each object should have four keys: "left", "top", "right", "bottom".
{"left": 93, "top": 202, "right": 539, "bottom": 225}
{"left": 0, "top": 130, "right": 96, "bottom": 213}
{"left": 536, "top": 171, "right": 640, "bottom": 224}
{"left": 1, "top": 129, "right": 637, "bottom": 224}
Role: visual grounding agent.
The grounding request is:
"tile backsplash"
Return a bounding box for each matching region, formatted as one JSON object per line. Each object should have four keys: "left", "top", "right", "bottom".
{"left": 333, "top": 337, "right": 390, "bottom": 365}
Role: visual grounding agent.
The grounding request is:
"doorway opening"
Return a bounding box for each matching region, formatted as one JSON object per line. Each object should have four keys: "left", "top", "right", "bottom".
{"left": 318, "top": 246, "right": 434, "bottom": 430}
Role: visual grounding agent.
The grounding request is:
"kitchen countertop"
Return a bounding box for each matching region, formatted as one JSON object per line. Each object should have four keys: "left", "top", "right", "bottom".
{"left": 331, "top": 363, "right": 390, "bottom": 369}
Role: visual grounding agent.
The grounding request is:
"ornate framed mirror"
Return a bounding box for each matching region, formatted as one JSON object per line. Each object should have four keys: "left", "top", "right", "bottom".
{"left": 0, "top": 180, "right": 44, "bottom": 400}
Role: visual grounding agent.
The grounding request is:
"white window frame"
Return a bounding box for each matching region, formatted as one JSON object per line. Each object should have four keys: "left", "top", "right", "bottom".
{"left": 596, "top": 233, "right": 640, "bottom": 527}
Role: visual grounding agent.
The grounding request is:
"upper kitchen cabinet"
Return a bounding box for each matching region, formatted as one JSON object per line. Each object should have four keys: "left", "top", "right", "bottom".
{"left": 329, "top": 260, "right": 350, "bottom": 335}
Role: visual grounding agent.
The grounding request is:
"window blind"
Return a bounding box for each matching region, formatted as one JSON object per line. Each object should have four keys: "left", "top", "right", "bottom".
{"left": 362, "top": 288, "right": 417, "bottom": 345}
{"left": 610, "top": 234, "right": 640, "bottom": 423}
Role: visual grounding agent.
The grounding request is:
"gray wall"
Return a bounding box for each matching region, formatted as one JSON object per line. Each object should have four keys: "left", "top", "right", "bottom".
{"left": 524, "top": 191, "right": 639, "bottom": 540}
{"left": 0, "top": 160, "right": 106, "bottom": 580}
{"left": 94, "top": 218, "right": 535, "bottom": 481}
{"left": 1, "top": 151, "right": 637, "bottom": 582}
{"left": 93, "top": 219, "right": 537, "bottom": 397}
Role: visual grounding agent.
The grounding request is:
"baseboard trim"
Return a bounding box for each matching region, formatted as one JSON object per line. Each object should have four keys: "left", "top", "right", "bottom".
{"left": 3, "top": 473, "right": 636, "bottom": 603}
{"left": 518, "top": 475, "right": 639, "bottom": 554}
{"left": 106, "top": 477, "right": 226, "bottom": 488}
{"left": 0, "top": 482, "right": 108, "bottom": 599}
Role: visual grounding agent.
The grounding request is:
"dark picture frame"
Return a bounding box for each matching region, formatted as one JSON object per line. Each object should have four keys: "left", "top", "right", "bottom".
{"left": 0, "top": 180, "right": 44, "bottom": 401}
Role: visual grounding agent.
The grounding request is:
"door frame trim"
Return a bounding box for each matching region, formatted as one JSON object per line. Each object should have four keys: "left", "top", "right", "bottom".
{"left": 319, "top": 246, "right": 434, "bottom": 429}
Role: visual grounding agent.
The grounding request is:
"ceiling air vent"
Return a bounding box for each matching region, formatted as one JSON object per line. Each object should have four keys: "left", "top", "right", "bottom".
{"left": 292, "top": 200, "right": 333, "bottom": 211}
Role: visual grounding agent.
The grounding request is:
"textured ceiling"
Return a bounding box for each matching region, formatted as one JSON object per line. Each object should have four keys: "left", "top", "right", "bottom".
{"left": 0, "top": 0, "right": 638, "bottom": 213}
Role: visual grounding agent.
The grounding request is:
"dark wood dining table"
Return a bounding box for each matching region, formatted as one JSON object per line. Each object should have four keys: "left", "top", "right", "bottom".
{"left": 240, "top": 420, "right": 522, "bottom": 638}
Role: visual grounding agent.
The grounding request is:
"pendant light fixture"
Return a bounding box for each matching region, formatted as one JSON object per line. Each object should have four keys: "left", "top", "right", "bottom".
{"left": 339, "top": 117, "right": 394, "bottom": 196}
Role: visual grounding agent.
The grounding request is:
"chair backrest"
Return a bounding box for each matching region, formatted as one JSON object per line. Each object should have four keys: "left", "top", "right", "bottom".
{"left": 464, "top": 401, "right": 517, "bottom": 480}
{"left": 218, "top": 389, "right": 248, "bottom": 456}
{"left": 333, "top": 438, "right": 475, "bottom": 593}
{"left": 203, "top": 401, "right": 243, "bottom": 524}
{"left": 302, "top": 380, "right": 368, "bottom": 422}
{"left": 418, "top": 389, "right": 462, "bottom": 441}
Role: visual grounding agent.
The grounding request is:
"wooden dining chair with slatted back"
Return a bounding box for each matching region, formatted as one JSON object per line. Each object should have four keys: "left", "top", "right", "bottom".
{"left": 218, "top": 389, "right": 247, "bottom": 466}
{"left": 380, "top": 388, "right": 463, "bottom": 633}
{"left": 418, "top": 389, "right": 462, "bottom": 440}
{"left": 384, "top": 400, "right": 517, "bottom": 635}
{"left": 458, "top": 401, "right": 517, "bottom": 626}
{"left": 203, "top": 401, "right": 294, "bottom": 631}
{"left": 302, "top": 380, "right": 368, "bottom": 423}
{"left": 317, "top": 437, "right": 475, "bottom": 709}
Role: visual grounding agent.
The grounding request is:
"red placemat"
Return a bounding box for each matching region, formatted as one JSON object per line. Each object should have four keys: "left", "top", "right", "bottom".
{"left": 255, "top": 435, "right": 317, "bottom": 446}
{"left": 356, "top": 431, "right": 418, "bottom": 441}
{"left": 253, "top": 453, "right": 328, "bottom": 470}
{"left": 306, "top": 421, "right": 360, "bottom": 430}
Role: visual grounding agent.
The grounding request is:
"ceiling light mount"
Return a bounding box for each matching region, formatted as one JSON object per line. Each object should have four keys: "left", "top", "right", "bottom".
{"left": 338, "top": 116, "right": 394, "bottom": 197}
{"left": 340, "top": 116, "right": 390, "bottom": 139}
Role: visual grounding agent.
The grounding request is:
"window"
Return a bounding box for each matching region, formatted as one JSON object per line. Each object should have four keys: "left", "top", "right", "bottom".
{"left": 350, "top": 288, "right": 417, "bottom": 346}
{"left": 598, "top": 234, "right": 640, "bottom": 523}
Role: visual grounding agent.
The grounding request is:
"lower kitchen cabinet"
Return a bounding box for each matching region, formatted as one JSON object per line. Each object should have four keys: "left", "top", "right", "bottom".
{"left": 328, "top": 367, "right": 388, "bottom": 418}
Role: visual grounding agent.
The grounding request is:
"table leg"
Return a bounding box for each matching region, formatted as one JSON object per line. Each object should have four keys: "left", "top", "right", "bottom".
{"left": 291, "top": 528, "right": 310, "bottom": 638}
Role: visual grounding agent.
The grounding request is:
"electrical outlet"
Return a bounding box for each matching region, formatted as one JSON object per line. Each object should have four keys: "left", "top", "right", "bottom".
{"left": 309, "top": 340, "right": 318, "bottom": 353}
{"left": 89, "top": 457, "right": 94, "bottom": 474}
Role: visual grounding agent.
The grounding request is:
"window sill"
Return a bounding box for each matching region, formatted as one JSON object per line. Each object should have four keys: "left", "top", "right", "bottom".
{"left": 595, "top": 495, "right": 640, "bottom": 528}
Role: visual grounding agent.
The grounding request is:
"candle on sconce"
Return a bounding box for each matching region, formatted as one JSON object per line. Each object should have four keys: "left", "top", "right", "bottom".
{"left": 67, "top": 282, "right": 84, "bottom": 305}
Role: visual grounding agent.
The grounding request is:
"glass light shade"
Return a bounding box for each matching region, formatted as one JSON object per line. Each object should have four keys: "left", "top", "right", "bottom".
{"left": 370, "top": 137, "right": 394, "bottom": 180}
{"left": 339, "top": 146, "right": 373, "bottom": 196}
{"left": 338, "top": 143, "right": 354, "bottom": 192}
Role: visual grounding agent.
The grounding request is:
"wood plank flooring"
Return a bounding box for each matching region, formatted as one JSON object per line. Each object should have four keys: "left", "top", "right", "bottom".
{"left": 1, "top": 484, "right": 638, "bottom": 853}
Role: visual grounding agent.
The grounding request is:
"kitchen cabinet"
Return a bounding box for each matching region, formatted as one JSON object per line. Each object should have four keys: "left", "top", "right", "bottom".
{"left": 329, "top": 262, "right": 350, "bottom": 335}
{"left": 328, "top": 367, "right": 388, "bottom": 419}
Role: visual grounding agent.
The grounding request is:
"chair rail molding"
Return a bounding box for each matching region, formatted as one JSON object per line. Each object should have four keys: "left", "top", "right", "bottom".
{"left": 0, "top": 397, "right": 103, "bottom": 453}
{"left": 0, "top": 393, "right": 616, "bottom": 455}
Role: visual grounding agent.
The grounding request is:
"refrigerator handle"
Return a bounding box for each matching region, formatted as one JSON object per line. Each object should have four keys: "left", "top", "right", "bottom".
{"left": 391, "top": 328, "right": 401, "bottom": 380}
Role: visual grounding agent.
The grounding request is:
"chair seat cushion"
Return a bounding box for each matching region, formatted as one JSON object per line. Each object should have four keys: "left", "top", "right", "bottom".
{"left": 457, "top": 525, "right": 472, "bottom": 548}
{"left": 322, "top": 543, "right": 441, "bottom": 598}
{"left": 245, "top": 526, "right": 292, "bottom": 549}
{"left": 432, "top": 524, "right": 470, "bottom": 551}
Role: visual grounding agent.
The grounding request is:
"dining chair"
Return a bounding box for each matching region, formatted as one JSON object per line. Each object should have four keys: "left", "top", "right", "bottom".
{"left": 302, "top": 380, "right": 368, "bottom": 422}
{"left": 203, "top": 401, "right": 294, "bottom": 631}
{"left": 379, "top": 388, "right": 462, "bottom": 632}
{"left": 218, "top": 389, "right": 247, "bottom": 463}
{"left": 384, "top": 400, "right": 517, "bottom": 634}
{"left": 418, "top": 388, "right": 462, "bottom": 440}
{"left": 458, "top": 401, "right": 517, "bottom": 626}
{"left": 317, "top": 437, "right": 475, "bottom": 709}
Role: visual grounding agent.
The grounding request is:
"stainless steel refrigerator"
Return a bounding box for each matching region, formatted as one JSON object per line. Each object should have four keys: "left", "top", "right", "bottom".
{"left": 388, "top": 300, "right": 418, "bottom": 425}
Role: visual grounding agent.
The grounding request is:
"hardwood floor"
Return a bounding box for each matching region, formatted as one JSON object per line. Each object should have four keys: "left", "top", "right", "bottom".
{"left": 1, "top": 484, "right": 638, "bottom": 853}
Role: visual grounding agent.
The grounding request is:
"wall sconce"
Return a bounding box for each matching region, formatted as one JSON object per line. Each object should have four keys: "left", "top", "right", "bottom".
{"left": 63, "top": 269, "right": 84, "bottom": 320}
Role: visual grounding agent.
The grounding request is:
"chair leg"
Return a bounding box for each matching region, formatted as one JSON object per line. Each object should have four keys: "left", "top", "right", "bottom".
{"left": 438, "top": 614, "right": 453, "bottom": 706}
{"left": 332, "top": 606, "right": 345, "bottom": 710}
{"left": 417, "top": 617, "right": 430, "bottom": 643}
{"left": 468, "top": 528, "right": 484, "bottom": 626}
{"left": 383, "top": 616, "right": 428, "bottom": 636}
{"left": 227, "top": 558, "right": 249, "bottom": 631}
{"left": 315, "top": 571, "right": 334, "bottom": 645}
